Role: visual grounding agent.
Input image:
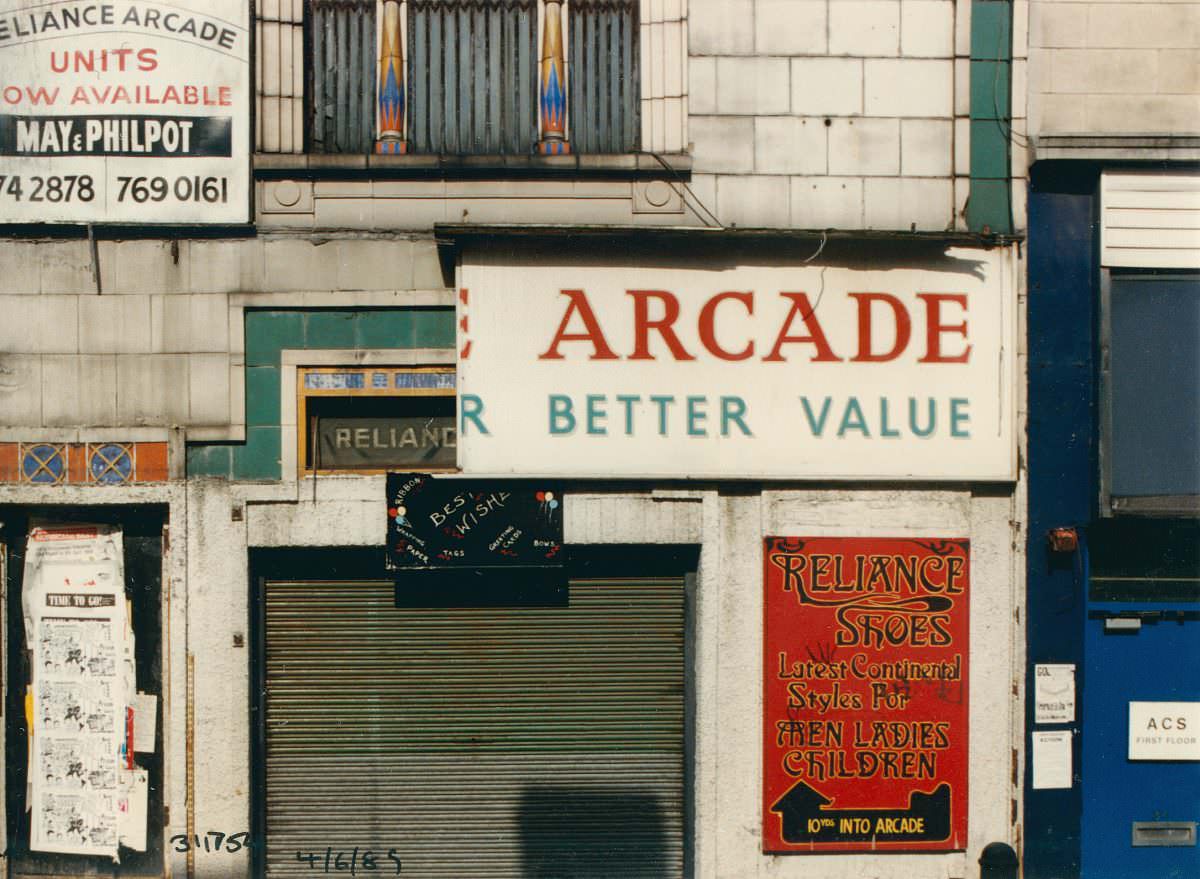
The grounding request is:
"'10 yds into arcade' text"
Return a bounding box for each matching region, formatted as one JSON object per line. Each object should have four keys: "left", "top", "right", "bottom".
{"left": 762, "top": 537, "right": 970, "bottom": 853}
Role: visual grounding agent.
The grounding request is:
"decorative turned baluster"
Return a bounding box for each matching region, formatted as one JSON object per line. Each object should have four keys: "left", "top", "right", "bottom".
{"left": 375, "top": 0, "right": 407, "bottom": 154}
{"left": 537, "top": 0, "right": 569, "bottom": 155}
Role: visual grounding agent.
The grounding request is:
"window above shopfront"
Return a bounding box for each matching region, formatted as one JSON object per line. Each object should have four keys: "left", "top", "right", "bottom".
{"left": 259, "top": 0, "right": 654, "bottom": 161}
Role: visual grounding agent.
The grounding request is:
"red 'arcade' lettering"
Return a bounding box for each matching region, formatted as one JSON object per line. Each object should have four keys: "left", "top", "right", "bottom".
{"left": 916, "top": 294, "right": 971, "bottom": 363}
{"left": 538, "top": 289, "right": 619, "bottom": 360}
{"left": 849, "top": 293, "right": 912, "bottom": 363}
{"left": 698, "top": 291, "right": 755, "bottom": 361}
{"left": 763, "top": 292, "right": 842, "bottom": 362}
{"left": 628, "top": 290, "right": 695, "bottom": 361}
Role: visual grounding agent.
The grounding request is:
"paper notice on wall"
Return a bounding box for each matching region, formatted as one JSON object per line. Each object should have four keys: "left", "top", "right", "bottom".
{"left": 31, "top": 617, "right": 123, "bottom": 858}
{"left": 133, "top": 694, "right": 157, "bottom": 753}
{"left": 1032, "top": 731, "right": 1073, "bottom": 789}
{"left": 25, "top": 524, "right": 129, "bottom": 860}
{"left": 1035, "top": 663, "right": 1076, "bottom": 724}
{"left": 22, "top": 524, "right": 127, "bottom": 641}
{"left": 117, "top": 769, "right": 148, "bottom": 852}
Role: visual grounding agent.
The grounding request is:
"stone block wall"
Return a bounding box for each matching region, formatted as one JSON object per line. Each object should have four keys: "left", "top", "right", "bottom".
{"left": 0, "top": 237, "right": 450, "bottom": 457}
{"left": 688, "top": 0, "right": 982, "bottom": 231}
{"left": 1028, "top": 1, "right": 1200, "bottom": 137}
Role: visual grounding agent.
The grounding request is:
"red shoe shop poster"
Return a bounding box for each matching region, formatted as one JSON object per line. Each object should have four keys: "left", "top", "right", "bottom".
{"left": 762, "top": 536, "right": 969, "bottom": 853}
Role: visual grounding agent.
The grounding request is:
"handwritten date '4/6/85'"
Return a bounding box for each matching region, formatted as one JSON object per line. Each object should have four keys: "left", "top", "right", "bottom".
{"left": 297, "top": 848, "right": 402, "bottom": 874}
{"left": 170, "top": 833, "right": 401, "bottom": 873}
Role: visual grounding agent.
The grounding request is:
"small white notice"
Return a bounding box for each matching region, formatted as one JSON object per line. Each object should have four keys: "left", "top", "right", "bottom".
{"left": 133, "top": 693, "right": 157, "bottom": 753}
{"left": 1032, "top": 731, "right": 1073, "bottom": 789}
{"left": 1129, "top": 702, "right": 1200, "bottom": 761}
{"left": 1035, "top": 663, "right": 1076, "bottom": 723}
{"left": 117, "top": 768, "right": 148, "bottom": 852}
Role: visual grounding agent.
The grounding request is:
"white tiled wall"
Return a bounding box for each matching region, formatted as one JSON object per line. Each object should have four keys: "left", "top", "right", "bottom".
{"left": 256, "top": 0, "right": 305, "bottom": 153}
{"left": 689, "top": 0, "right": 969, "bottom": 231}
{"left": 1028, "top": 1, "right": 1200, "bottom": 137}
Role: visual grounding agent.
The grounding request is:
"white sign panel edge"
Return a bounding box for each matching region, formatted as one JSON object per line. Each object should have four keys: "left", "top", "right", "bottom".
{"left": 0, "top": 0, "right": 251, "bottom": 224}
{"left": 456, "top": 246, "right": 1018, "bottom": 481}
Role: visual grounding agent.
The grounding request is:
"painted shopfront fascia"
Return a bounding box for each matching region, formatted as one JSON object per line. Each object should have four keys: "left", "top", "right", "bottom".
{"left": 458, "top": 249, "right": 1019, "bottom": 481}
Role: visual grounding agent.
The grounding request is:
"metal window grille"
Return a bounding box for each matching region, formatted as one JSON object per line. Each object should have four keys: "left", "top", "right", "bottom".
{"left": 309, "top": 0, "right": 377, "bottom": 153}
{"left": 408, "top": 0, "right": 538, "bottom": 155}
{"left": 305, "top": 1, "right": 640, "bottom": 155}
{"left": 568, "top": 0, "right": 639, "bottom": 154}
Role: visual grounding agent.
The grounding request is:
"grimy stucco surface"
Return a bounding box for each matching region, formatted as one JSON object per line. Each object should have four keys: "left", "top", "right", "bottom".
{"left": 0, "top": 236, "right": 448, "bottom": 441}
{"left": 0, "top": 2, "right": 1033, "bottom": 875}
{"left": 0, "top": 228, "right": 1028, "bottom": 879}
{"left": 0, "top": 423, "right": 1028, "bottom": 879}
{"left": 148, "top": 477, "right": 1020, "bottom": 879}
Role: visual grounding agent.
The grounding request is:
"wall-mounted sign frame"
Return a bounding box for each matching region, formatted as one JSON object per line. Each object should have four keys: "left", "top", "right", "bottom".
{"left": 386, "top": 474, "right": 563, "bottom": 572}
{"left": 762, "top": 536, "right": 970, "bottom": 853}
{"left": 0, "top": 0, "right": 251, "bottom": 224}
{"left": 297, "top": 366, "right": 456, "bottom": 478}
{"left": 457, "top": 250, "right": 1018, "bottom": 480}
{"left": 1129, "top": 702, "right": 1200, "bottom": 761}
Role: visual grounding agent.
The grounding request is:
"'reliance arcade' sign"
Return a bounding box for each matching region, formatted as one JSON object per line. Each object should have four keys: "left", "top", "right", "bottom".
{"left": 762, "top": 536, "right": 969, "bottom": 854}
{"left": 0, "top": 0, "right": 250, "bottom": 223}
{"left": 457, "top": 253, "right": 1017, "bottom": 481}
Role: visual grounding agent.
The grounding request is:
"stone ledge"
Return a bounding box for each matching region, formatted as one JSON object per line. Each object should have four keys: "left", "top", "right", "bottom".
{"left": 253, "top": 152, "right": 693, "bottom": 179}
{"left": 1034, "top": 134, "right": 1200, "bottom": 162}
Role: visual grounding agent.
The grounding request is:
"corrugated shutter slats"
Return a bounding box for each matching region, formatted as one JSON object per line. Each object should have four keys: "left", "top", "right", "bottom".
{"left": 264, "top": 577, "right": 684, "bottom": 878}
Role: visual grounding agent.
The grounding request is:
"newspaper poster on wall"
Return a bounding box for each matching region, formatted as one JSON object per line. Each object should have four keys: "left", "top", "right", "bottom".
{"left": 762, "top": 536, "right": 970, "bottom": 853}
{"left": 0, "top": 1, "right": 250, "bottom": 223}
{"left": 23, "top": 524, "right": 133, "bottom": 860}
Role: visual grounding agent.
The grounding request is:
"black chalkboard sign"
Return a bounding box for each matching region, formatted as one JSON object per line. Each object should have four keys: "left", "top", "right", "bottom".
{"left": 386, "top": 474, "right": 564, "bottom": 571}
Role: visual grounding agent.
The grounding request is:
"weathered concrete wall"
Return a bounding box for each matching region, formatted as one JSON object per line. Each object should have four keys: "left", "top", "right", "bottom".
{"left": 0, "top": 236, "right": 448, "bottom": 442}
{"left": 1028, "top": 0, "right": 1200, "bottom": 137}
{"left": 230, "top": 480, "right": 1024, "bottom": 879}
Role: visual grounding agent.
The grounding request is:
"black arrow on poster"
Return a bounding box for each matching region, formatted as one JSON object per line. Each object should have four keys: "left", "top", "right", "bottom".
{"left": 770, "top": 782, "right": 951, "bottom": 844}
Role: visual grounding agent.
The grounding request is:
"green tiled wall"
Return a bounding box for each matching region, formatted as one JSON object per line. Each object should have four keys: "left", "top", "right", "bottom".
{"left": 187, "top": 308, "right": 455, "bottom": 480}
{"left": 968, "top": 0, "right": 1013, "bottom": 235}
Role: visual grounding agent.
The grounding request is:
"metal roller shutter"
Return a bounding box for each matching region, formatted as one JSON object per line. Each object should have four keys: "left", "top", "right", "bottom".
{"left": 263, "top": 577, "right": 685, "bottom": 878}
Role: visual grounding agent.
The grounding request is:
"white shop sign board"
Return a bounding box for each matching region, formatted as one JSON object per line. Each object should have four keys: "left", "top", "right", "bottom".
{"left": 0, "top": 0, "right": 249, "bottom": 223}
{"left": 458, "top": 249, "right": 1017, "bottom": 480}
{"left": 1129, "top": 702, "right": 1200, "bottom": 761}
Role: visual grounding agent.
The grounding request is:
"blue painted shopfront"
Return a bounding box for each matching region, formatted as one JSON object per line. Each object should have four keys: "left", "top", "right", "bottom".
{"left": 1026, "top": 163, "right": 1199, "bottom": 879}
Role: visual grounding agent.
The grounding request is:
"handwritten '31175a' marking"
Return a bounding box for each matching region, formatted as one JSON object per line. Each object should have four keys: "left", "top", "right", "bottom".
{"left": 170, "top": 830, "right": 249, "bottom": 853}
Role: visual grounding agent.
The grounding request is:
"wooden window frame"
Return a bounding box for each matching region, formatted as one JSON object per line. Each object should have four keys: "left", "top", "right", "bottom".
{"left": 296, "top": 365, "right": 457, "bottom": 478}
